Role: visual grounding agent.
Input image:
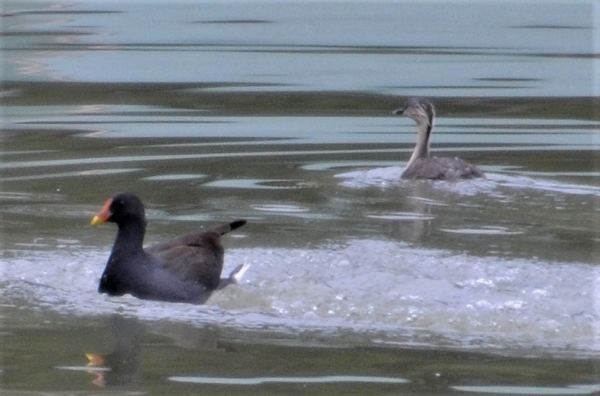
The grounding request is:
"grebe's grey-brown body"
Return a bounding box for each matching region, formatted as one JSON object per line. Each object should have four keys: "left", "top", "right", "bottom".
{"left": 394, "top": 98, "right": 485, "bottom": 180}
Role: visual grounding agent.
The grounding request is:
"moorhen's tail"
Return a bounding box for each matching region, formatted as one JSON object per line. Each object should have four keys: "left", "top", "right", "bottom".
{"left": 216, "top": 263, "right": 251, "bottom": 290}
{"left": 216, "top": 219, "right": 246, "bottom": 235}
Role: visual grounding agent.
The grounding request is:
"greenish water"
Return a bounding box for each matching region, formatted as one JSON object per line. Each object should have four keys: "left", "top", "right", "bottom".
{"left": 3, "top": 314, "right": 598, "bottom": 394}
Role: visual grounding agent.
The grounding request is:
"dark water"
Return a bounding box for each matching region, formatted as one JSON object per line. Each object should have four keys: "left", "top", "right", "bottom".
{"left": 2, "top": 0, "right": 600, "bottom": 394}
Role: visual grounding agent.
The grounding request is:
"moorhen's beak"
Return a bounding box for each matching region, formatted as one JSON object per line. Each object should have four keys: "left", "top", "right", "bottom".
{"left": 392, "top": 107, "right": 405, "bottom": 116}
{"left": 85, "top": 352, "right": 105, "bottom": 367}
{"left": 91, "top": 198, "right": 113, "bottom": 226}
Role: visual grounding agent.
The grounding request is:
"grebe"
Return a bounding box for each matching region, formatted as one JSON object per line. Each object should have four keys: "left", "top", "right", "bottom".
{"left": 393, "top": 97, "right": 485, "bottom": 180}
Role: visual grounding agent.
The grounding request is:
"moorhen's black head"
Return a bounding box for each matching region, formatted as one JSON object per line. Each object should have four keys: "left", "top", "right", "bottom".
{"left": 91, "top": 192, "right": 146, "bottom": 227}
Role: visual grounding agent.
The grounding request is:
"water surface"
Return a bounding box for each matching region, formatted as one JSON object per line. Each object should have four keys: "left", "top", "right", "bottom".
{"left": 1, "top": 0, "right": 599, "bottom": 394}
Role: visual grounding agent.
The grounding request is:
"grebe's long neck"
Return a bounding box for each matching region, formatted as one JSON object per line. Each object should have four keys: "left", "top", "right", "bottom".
{"left": 406, "top": 119, "right": 432, "bottom": 168}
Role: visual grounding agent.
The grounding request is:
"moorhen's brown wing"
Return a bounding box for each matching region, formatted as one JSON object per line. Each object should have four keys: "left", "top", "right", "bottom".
{"left": 145, "top": 220, "right": 246, "bottom": 291}
{"left": 146, "top": 231, "right": 224, "bottom": 290}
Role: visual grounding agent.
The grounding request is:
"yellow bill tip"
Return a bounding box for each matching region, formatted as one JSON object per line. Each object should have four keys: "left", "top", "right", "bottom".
{"left": 85, "top": 352, "right": 104, "bottom": 366}
{"left": 90, "top": 215, "right": 105, "bottom": 226}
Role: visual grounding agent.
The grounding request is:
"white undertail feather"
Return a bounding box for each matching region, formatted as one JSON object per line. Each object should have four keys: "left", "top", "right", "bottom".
{"left": 229, "top": 262, "right": 251, "bottom": 284}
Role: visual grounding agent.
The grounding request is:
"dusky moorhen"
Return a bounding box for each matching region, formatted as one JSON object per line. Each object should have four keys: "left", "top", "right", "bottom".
{"left": 91, "top": 192, "right": 247, "bottom": 304}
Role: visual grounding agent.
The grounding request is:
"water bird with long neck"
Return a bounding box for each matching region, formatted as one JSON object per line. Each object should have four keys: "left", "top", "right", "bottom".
{"left": 393, "top": 97, "right": 485, "bottom": 180}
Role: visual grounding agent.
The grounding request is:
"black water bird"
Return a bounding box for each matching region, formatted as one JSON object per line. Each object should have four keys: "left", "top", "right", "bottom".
{"left": 91, "top": 192, "right": 247, "bottom": 304}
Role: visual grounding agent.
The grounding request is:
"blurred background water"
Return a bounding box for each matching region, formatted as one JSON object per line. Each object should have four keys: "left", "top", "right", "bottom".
{"left": 1, "top": 0, "right": 599, "bottom": 394}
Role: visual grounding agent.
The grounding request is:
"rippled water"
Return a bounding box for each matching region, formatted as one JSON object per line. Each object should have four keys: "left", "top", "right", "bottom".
{"left": 2, "top": 0, "right": 600, "bottom": 394}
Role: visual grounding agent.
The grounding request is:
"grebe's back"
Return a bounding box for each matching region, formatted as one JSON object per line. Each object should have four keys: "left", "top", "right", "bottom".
{"left": 400, "top": 156, "right": 484, "bottom": 180}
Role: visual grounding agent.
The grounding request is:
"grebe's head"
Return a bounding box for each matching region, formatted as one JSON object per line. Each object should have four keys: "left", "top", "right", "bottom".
{"left": 393, "top": 97, "right": 435, "bottom": 128}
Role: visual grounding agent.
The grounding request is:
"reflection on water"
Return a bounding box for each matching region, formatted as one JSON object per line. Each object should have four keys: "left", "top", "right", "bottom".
{"left": 5, "top": 314, "right": 598, "bottom": 394}
{"left": 1, "top": 0, "right": 599, "bottom": 394}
